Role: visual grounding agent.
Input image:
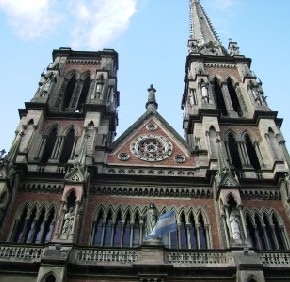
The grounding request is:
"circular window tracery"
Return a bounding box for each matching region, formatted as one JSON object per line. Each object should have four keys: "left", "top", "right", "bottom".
{"left": 130, "top": 134, "right": 173, "bottom": 162}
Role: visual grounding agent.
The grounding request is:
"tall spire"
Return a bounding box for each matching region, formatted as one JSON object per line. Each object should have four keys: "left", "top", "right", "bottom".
{"left": 188, "top": 0, "right": 226, "bottom": 56}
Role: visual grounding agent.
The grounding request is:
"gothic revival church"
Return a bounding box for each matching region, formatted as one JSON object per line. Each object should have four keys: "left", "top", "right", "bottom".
{"left": 1, "top": 1, "right": 290, "bottom": 281}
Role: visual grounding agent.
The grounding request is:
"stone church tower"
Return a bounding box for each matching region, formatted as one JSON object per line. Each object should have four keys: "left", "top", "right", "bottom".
{"left": 1, "top": 1, "right": 290, "bottom": 281}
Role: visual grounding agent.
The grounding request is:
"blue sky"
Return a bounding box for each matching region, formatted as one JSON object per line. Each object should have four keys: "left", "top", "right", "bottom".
{"left": 0, "top": 0, "right": 290, "bottom": 152}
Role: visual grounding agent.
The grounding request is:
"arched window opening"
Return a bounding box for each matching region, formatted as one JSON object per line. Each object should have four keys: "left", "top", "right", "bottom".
{"left": 44, "top": 274, "right": 56, "bottom": 282}
{"left": 245, "top": 134, "right": 261, "bottom": 170}
{"left": 272, "top": 215, "right": 286, "bottom": 250}
{"left": 122, "top": 213, "right": 131, "bottom": 247}
{"left": 44, "top": 208, "right": 55, "bottom": 243}
{"left": 180, "top": 213, "right": 188, "bottom": 249}
{"left": 34, "top": 209, "right": 45, "bottom": 243}
{"left": 199, "top": 214, "right": 207, "bottom": 249}
{"left": 59, "top": 128, "right": 75, "bottom": 163}
{"left": 248, "top": 278, "right": 257, "bottom": 282}
{"left": 93, "top": 211, "right": 104, "bottom": 246}
{"left": 76, "top": 76, "right": 90, "bottom": 111}
{"left": 209, "top": 126, "right": 218, "bottom": 158}
{"left": 41, "top": 127, "right": 58, "bottom": 163}
{"left": 132, "top": 213, "right": 140, "bottom": 247}
{"left": 113, "top": 211, "right": 122, "bottom": 247}
{"left": 227, "top": 78, "right": 242, "bottom": 116}
{"left": 66, "top": 190, "right": 76, "bottom": 211}
{"left": 213, "top": 79, "right": 227, "bottom": 116}
{"left": 25, "top": 207, "right": 37, "bottom": 243}
{"left": 189, "top": 213, "right": 198, "bottom": 249}
{"left": 228, "top": 133, "right": 242, "bottom": 169}
{"left": 262, "top": 215, "right": 275, "bottom": 250}
{"left": 28, "top": 119, "right": 34, "bottom": 125}
{"left": 247, "top": 216, "right": 257, "bottom": 250}
{"left": 104, "top": 212, "right": 113, "bottom": 247}
{"left": 62, "top": 75, "right": 76, "bottom": 110}
{"left": 255, "top": 215, "right": 266, "bottom": 250}
{"left": 12, "top": 206, "right": 28, "bottom": 242}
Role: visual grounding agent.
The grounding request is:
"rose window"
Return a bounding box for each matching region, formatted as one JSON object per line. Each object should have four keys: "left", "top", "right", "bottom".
{"left": 130, "top": 134, "right": 173, "bottom": 162}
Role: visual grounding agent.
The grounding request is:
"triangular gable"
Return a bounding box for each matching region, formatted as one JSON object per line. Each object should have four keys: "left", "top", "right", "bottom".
{"left": 64, "top": 166, "right": 86, "bottom": 183}
{"left": 107, "top": 112, "right": 196, "bottom": 168}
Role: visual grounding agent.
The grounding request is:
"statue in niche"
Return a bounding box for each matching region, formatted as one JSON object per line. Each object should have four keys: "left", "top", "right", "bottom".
{"left": 229, "top": 209, "right": 241, "bottom": 240}
{"left": 145, "top": 203, "right": 157, "bottom": 236}
{"left": 200, "top": 81, "right": 209, "bottom": 103}
{"left": 96, "top": 74, "right": 105, "bottom": 97}
{"left": 61, "top": 207, "right": 75, "bottom": 238}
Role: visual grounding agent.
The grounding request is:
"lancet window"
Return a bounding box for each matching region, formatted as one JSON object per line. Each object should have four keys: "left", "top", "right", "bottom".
{"left": 91, "top": 205, "right": 211, "bottom": 250}
{"left": 11, "top": 203, "right": 56, "bottom": 244}
{"left": 226, "top": 77, "right": 242, "bottom": 116}
{"left": 245, "top": 209, "right": 288, "bottom": 250}
{"left": 226, "top": 132, "right": 242, "bottom": 170}
{"left": 40, "top": 126, "right": 58, "bottom": 163}
{"left": 212, "top": 78, "right": 227, "bottom": 116}
{"left": 59, "top": 127, "right": 76, "bottom": 163}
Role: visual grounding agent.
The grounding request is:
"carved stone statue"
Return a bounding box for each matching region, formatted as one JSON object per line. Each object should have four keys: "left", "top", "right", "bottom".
{"left": 61, "top": 207, "right": 75, "bottom": 238}
{"left": 229, "top": 209, "right": 241, "bottom": 240}
{"left": 146, "top": 203, "right": 157, "bottom": 236}
{"left": 200, "top": 81, "right": 209, "bottom": 103}
{"left": 96, "top": 74, "right": 105, "bottom": 95}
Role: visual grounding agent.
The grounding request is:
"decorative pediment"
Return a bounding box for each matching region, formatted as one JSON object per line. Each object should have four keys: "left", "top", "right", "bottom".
{"left": 107, "top": 112, "right": 195, "bottom": 168}
{"left": 64, "top": 166, "right": 86, "bottom": 183}
{"left": 216, "top": 167, "right": 240, "bottom": 188}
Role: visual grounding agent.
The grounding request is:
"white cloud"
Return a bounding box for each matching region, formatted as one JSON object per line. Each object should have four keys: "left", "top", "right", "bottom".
{"left": 69, "top": 0, "right": 138, "bottom": 50}
{"left": 0, "top": 0, "right": 138, "bottom": 49}
{"left": 0, "top": 0, "right": 62, "bottom": 39}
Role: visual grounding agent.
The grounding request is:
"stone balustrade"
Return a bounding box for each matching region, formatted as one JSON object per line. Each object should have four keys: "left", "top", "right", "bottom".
{"left": 168, "top": 250, "right": 234, "bottom": 266}
{"left": 259, "top": 252, "right": 290, "bottom": 266}
{"left": 74, "top": 248, "right": 139, "bottom": 265}
{"left": 0, "top": 244, "right": 43, "bottom": 262}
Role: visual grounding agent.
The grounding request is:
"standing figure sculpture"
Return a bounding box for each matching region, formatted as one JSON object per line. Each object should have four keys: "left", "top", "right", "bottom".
{"left": 61, "top": 207, "right": 75, "bottom": 238}
{"left": 146, "top": 203, "right": 157, "bottom": 236}
{"left": 229, "top": 209, "right": 241, "bottom": 240}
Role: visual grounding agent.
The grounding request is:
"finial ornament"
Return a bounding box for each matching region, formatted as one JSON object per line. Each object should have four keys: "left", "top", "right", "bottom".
{"left": 146, "top": 84, "right": 158, "bottom": 113}
{"left": 147, "top": 84, "right": 156, "bottom": 102}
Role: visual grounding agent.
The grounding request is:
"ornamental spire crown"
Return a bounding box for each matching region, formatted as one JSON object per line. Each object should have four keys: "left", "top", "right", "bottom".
{"left": 188, "top": 0, "right": 227, "bottom": 56}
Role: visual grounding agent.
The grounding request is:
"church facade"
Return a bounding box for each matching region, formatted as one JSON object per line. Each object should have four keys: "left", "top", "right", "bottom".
{"left": 1, "top": 1, "right": 290, "bottom": 281}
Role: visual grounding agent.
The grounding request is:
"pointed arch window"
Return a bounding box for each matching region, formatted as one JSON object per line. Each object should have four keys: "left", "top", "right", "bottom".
{"left": 93, "top": 210, "right": 104, "bottom": 246}
{"left": 245, "top": 134, "right": 261, "bottom": 170}
{"left": 59, "top": 128, "right": 76, "bottom": 163}
{"left": 180, "top": 213, "right": 188, "bottom": 249}
{"left": 199, "top": 214, "right": 208, "bottom": 249}
{"left": 104, "top": 212, "right": 113, "bottom": 247}
{"left": 227, "top": 78, "right": 242, "bottom": 116}
{"left": 76, "top": 75, "right": 90, "bottom": 111}
{"left": 122, "top": 213, "right": 131, "bottom": 247}
{"left": 62, "top": 75, "right": 76, "bottom": 110}
{"left": 213, "top": 78, "right": 227, "bottom": 116}
{"left": 11, "top": 204, "right": 56, "bottom": 244}
{"left": 227, "top": 133, "right": 242, "bottom": 169}
{"left": 189, "top": 213, "right": 198, "bottom": 249}
{"left": 132, "top": 213, "right": 141, "bottom": 247}
{"left": 113, "top": 211, "right": 122, "bottom": 247}
{"left": 246, "top": 210, "right": 288, "bottom": 250}
{"left": 41, "top": 126, "right": 58, "bottom": 163}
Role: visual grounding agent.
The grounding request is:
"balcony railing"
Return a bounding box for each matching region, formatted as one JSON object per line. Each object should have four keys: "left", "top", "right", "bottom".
{"left": 0, "top": 244, "right": 44, "bottom": 263}
{"left": 168, "top": 250, "right": 234, "bottom": 267}
{"left": 259, "top": 251, "right": 290, "bottom": 267}
{"left": 73, "top": 248, "right": 139, "bottom": 265}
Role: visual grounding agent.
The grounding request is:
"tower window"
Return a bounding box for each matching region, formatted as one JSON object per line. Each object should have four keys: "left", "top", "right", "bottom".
{"left": 227, "top": 78, "right": 242, "bottom": 116}
{"left": 41, "top": 126, "right": 58, "bottom": 163}
{"left": 227, "top": 133, "right": 242, "bottom": 170}
{"left": 213, "top": 79, "right": 227, "bottom": 116}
